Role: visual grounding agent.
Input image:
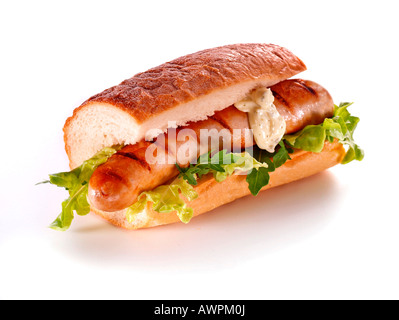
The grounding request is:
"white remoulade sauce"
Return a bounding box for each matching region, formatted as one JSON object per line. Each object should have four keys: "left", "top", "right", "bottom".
{"left": 234, "top": 87, "right": 286, "bottom": 153}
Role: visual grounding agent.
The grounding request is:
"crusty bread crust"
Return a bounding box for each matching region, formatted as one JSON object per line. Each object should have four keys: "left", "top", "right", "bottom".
{"left": 90, "top": 141, "right": 345, "bottom": 230}
{"left": 82, "top": 44, "right": 306, "bottom": 124}
{"left": 64, "top": 44, "right": 306, "bottom": 168}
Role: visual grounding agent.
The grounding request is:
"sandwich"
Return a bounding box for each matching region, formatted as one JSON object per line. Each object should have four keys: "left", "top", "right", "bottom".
{"left": 42, "top": 43, "right": 363, "bottom": 231}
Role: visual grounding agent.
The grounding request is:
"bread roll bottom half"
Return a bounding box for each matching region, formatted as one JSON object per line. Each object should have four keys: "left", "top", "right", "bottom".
{"left": 90, "top": 141, "right": 345, "bottom": 230}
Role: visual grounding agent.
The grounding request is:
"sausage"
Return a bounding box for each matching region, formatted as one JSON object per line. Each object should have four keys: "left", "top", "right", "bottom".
{"left": 88, "top": 79, "right": 334, "bottom": 212}
{"left": 88, "top": 106, "right": 253, "bottom": 212}
{"left": 88, "top": 140, "right": 179, "bottom": 212}
{"left": 270, "top": 79, "right": 334, "bottom": 133}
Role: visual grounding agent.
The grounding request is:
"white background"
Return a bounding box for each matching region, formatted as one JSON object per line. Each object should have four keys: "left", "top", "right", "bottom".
{"left": 1, "top": 0, "right": 398, "bottom": 300}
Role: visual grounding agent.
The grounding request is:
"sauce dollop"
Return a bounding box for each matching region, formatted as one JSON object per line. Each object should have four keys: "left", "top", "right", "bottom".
{"left": 235, "top": 88, "right": 286, "bottom": 153}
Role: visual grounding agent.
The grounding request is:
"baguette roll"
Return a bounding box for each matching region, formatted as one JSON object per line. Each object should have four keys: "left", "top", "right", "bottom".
{"left": 61, "top": 43, "right": 349, "bottom": 231}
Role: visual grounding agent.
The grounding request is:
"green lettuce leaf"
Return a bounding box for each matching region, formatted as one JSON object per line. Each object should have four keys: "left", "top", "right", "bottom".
{"left": 284, "top": 125, "right": 326, "bottom": 153}
{"left": 246, "top": 141, "right": 293, "bottom": 195}
{"left": 177, "top": 149, "right": 269, "bottom": 186}
{"left": 126, "top": 178, "right": 199, "bottom": 224}
{"left": 283, "top": 102, "right": 364, "bottom": 163}
{"left": 44, "top": 146, "right": 121, "bottom": 231}
{"left": 246, "top": 167, "right": 270, "bottom": 196}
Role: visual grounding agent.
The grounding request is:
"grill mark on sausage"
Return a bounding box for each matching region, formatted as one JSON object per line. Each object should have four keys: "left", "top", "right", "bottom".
{"left": 210, "top": 115, "right": 233, "bottom": 133}
{"left": 117, "top": 152, "right": 152, "bottom": 171}
{"left": 104, "top": 170, "right": 124, "bottom": 182}
{"left": 271, "top": 89, "right": 291, "bottom": 109}
{"left": 293, "top": 79, "right": 317, "bottom": 96}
